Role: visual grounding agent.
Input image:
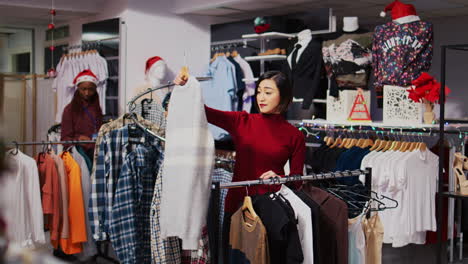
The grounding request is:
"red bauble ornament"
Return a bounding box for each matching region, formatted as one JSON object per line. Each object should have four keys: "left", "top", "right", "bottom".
{"left": 49, "top": 46, "right": 55, "bottom": 51}
{"left": 48, "top": 23, "right": 55, "bottom": 30}
{"left": 50, "top": 9, "right": 56, "bottom": 16}
{"left": 47, "top": 68, "right": 57, "bottom": 78}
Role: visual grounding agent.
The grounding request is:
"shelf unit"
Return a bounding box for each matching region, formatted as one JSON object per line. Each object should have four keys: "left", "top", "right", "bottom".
{"left": 242, "top": 31, "right": 296, "bottom": 73}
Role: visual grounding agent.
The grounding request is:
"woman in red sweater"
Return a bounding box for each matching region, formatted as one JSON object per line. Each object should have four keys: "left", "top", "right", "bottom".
{"left": 61, "top": 70, "right": 103, "bottom": 159}
{"left": 175, "top": 70, "right": 306, "bottom": 256}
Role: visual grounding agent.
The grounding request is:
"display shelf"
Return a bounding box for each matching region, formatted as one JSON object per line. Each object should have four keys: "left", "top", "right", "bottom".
{"left": 242, "top": 32, "right": 296, "bottom": 40}
{"left": 244, "top": 55, "right": 287, "bottom": 62}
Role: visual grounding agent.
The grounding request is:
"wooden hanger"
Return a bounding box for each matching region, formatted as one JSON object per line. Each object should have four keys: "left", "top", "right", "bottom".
{"left": 231, "top": 50, "right": 239, "bottom": 57}
{"left": 242, "top": 195, "right": 258, "bottom": 220}
{"left": 330, "top": 137, "right": 342, "bottom": 148}
{"left": 369, "top": 138, "right": 381, "bottom": 151}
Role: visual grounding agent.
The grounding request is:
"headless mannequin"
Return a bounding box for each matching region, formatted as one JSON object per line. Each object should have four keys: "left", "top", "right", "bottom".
{"left": 286, "top": 29, "right": 318, "bottom": 120}
{"left": 287, "top": 29, "right": 312, "bottom": 69}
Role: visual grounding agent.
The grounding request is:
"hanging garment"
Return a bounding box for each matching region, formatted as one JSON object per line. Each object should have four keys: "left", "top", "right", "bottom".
{"left": 150, "top": 161, "right": 182, "bottom": 264}
{"left": 277, "top": 185, "right": 315, "bottom": 264}
{"left": 134, "top": 100, "right": 167, "bottom": 131}
{"left": 227, "top": 56, "right": 245, "bottom": 111}
{"left": 229, "top": 207, "right": 269, "bottom": 264}
{"left": 71, "top": 147, "right": 97, "bottom": 258}
{"left": 252, "top": 194, "right": 303, "bottom": 264}
{"left": 50, "top": 153, "right": 70, "bottom": 244}
{"left": 181, "top": 226, "right": 211, "bottom": 264}
{"left": 35, "top": 153, "right": 61, "bottom": 245}
{"left": 89, "top": 115, "right": 163, "bottom": 241}
{"left": 372, "top": 19, "right": 433, "bottom": 107}
{"left": 233, "top": 55, "right": 255, "bottom": 113}
{"left": 1, "top": 150, "right": 45, "bottom": 248}
{"left": 160, "top": 76, "right": 215, "bottom": 250}
{"left": 294, "top": 190, "right": 320, "bottom": 264}
{"left": 202, "top": 56, "right": 237, "bottom": 139}
{"left": 302, "top": 185, "right": 349, "bottom": 264}
{"left": 110, "top": 134, "right": 163, "bottom": 264}
{"left": 322, "top": 32, "right": 373, "bottom": 97}
{"left": 212, "top": 168, "right": 234, "bottom": 233}
{"left": 348, "top": 215, "right": 366, "bottom": 264}
{"left": 59, "top": 151, "right": 87, "bottom": 254}
{"left": 47, "top": 126, "right": 64, "bottom": 154}
{"left": 362, "top": 213, "right": 384, "bottom": 264}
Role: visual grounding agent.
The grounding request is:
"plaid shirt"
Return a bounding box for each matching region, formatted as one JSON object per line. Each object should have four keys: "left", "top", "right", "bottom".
{"left": 181, "top": 226, "right": 210, "bottom": 264}
{"left": 134, "top": 101, "right": 167, "bottom": 132}
{"left": 110, "top": 132, "right": 163, "bottom": 264}
{"left": 212, "top": 168, "right": 233, "bottom": 237}
{"left": 150, "top": 161, "right": 182, "bottom": 264}
{"left": 89, "top": 116, "right": 163, "bottom": 241}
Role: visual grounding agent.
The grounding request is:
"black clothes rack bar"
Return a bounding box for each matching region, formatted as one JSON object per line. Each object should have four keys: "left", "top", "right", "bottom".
{"left": 6, "top": 140, "right": 96, "bottom": 146}
{"left": 210, "top": 168, "right": 372, "bottom": 264}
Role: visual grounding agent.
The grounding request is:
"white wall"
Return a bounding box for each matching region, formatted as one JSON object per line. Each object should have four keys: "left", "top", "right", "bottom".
{"left": 429, "top": 15, "right": 468, "bottom": 119}
{"left": 123, "top": 1, "right": 212, "bottom": 106}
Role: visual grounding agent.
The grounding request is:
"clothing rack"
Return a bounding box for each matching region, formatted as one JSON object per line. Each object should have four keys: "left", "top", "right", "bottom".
{"left": 209, "top": 168, "right": 372, "bottom": 263}
{"left": 210, "top": 38, "right": 258, "bottom": 51}
{"left": 127, "top": 78, "right": 212, "bottom": 112}
{"left": 6, "top": 140, "right": 96, "bottom": 147}
{"left": 62, "top": 37, "right": 119, "bottom": 52}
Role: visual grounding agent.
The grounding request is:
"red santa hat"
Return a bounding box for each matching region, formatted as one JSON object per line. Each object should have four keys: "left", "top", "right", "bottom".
{"left": 380, "top": 0, "right": 417, "bottom": 20}
{"left": 73, "top": 69, "right": 98, "bottom": 86}
{"left": 145, "top": 56, "right": 164, "bottom": 73}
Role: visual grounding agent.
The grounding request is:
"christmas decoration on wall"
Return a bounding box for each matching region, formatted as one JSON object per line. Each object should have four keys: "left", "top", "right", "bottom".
{"left": 347, "top": 89, "right": 372, "bottom": 121}
{"left": 254, "top": 17, "right": 271, "bottom": 34}
{"left": 47, "top": 0, "right": 57, "bottom": 78}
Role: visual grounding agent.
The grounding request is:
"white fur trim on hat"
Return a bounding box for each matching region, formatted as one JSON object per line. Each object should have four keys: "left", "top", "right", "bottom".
{"left": 76, "top": 75, "right": 98, "bottom": 86}
{"left": 380, "top": 11, "right": 387, "bottom": 17}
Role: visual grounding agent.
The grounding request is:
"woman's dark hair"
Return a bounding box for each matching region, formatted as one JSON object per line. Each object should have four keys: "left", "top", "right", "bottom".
{"left": 70, "top": 86, "right": 102, "bottom": 116}
{"left": 255, "top": 71, "right": 292, "bottom": 113}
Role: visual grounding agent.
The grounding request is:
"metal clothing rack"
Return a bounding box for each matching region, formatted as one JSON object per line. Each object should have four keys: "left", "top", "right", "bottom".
{"left": 210, "top": 38, "right": 258, "bottom": 52}
{"left": 62, "top": 37, "right": 119, "bottom": 52}
{"left": 127, "top": 78, "right": 212, "bottom": 113}
{"left": 209, "top": 168, "right": 372, "bottom": 263}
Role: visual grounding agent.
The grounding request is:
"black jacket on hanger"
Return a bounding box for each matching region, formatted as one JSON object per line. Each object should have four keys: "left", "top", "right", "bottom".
{"left": 283, "top": 39, "right": 323, "bottom": 109}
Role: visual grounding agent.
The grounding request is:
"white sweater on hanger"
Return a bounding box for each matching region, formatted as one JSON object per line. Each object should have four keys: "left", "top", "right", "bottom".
{"left": 160, "top": 76, "right": 215, "bottom": 250}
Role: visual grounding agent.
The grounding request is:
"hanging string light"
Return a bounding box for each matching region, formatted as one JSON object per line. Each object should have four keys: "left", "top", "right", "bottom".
{"left": 47, "top": 0, "right": 57, "bottom": 77}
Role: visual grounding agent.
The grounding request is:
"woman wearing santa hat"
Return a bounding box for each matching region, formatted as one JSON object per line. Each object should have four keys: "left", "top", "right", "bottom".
{"left": 61, "top": 69, "right": 103, "bottom": 158}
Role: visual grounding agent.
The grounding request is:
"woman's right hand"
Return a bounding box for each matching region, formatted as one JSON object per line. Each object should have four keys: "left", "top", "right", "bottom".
{"left": 173, "top": 71, "right": 189, "bottom": 86}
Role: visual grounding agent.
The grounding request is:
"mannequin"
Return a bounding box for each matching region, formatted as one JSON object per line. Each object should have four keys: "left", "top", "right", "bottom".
{"left": 322, "top": 17, "right": 373, "bottom": 97}
{"left": 132, "top": 56, "right": 169, "bottom": 129}
{"left": 283, "top": 28, "right": 323, "bottom": 119}
{"left": 373, "top": 0, "right": 433, "bottom": 108}
{"left": 133, "top": 56, "right": 168, "bottom": 101}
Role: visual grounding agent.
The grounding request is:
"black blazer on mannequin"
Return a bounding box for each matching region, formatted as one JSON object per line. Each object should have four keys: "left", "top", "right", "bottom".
{"left": 283, "top": 39, "right": 323, "bottom": 109}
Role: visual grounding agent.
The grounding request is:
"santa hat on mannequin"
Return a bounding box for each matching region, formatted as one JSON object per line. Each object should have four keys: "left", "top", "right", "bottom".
{"left": 74, "top": 69, "right": 98, "bottom": 86}
{"left": 380, "top": 0, "right": 417, "bottom": 19}
{"left": 145, "top": 56, "right": 165, "bottom": 73}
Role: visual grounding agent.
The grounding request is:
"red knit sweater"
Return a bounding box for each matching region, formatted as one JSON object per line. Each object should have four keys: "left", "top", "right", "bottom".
{"left": 205, "top": 106, "right": 306, "bottom": 213}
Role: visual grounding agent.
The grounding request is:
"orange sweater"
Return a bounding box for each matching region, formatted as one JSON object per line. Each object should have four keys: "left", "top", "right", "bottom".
{"left": 57, "top": 152, "right": 87, "bottom": 254}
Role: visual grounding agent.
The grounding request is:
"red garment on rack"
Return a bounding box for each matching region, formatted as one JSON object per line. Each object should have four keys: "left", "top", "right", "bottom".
{"left": 205, "top": 106, "right": 306, "bottom": 214}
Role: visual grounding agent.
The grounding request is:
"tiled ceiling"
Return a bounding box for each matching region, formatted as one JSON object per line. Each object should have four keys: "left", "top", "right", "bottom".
{"left": 182, "top": 0, "right": 468, "bottom": 26}
{"left": 0, "top": 4, "right": 95, "bottom": 26}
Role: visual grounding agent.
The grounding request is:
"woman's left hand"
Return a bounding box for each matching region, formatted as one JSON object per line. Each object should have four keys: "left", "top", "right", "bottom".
{"left": 259, "top": 170, "right": 280, "bottom": 182}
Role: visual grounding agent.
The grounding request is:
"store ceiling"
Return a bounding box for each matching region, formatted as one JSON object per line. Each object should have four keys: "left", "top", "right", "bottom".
{"left": 0, "top": 0, "right": 101, "bottom": 27}
{"left": 178, "top": 0, "right": 468, "bottom": 25}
